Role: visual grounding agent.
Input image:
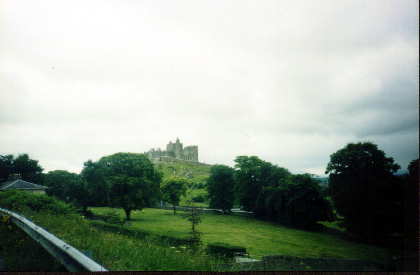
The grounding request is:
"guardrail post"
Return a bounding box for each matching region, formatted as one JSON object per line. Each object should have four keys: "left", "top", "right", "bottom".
{"left": 0, "top": 208, "right": 107, "bottom": 272}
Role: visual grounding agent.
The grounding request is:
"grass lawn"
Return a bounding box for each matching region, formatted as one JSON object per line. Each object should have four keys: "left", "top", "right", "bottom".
{"left": 179, "top": 188, "right": 209, "bottom": 207}
{"left": 90, "top": 207, "right": 401, "bottom": 265}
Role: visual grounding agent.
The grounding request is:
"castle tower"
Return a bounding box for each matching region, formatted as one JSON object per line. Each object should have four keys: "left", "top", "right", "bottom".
{"left": 166, "top": 141, "right": 175, "bottom": 158}
{"left": 174, "top": 137, "right": 183, "bottom": 159}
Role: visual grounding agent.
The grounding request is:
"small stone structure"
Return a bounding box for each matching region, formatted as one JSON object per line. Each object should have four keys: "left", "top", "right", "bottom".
{"left": 145, "top": 138, "right": 198, "bottom": 162}
{"left": 221, "top": 255, "right": 384, "bottom": 271}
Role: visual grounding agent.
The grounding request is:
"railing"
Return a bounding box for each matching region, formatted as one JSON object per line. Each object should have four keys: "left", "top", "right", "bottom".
{"left": 0, "top": 207, "right": 107, "bottom": 272}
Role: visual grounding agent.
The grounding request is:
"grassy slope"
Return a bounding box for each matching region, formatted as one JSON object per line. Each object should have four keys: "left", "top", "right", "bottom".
{"left": 90, "top": 207, "right": 401, "bottom": 265}
{"left": 154, "top": 158, "right": 211, "bottom": 184}
{"left": 154, "top": 159, "right": 211, "bottom": 207}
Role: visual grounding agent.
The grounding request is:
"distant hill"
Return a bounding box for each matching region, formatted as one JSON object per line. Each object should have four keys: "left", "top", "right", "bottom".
{"left": 153, "top": 158, "right": 212, "bottom": 186}
{"left": 153, "top": 158, "right": 212, "bottom": 206}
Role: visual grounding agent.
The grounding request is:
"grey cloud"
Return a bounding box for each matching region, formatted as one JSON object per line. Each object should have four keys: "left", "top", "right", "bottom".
{"left": 1, "top": 0, "right": 418, "bottom": 175}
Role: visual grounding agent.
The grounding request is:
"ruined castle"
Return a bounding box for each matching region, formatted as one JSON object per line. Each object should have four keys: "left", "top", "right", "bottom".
{"left": 145, "top": 138, "right": 198, "bottom": 162}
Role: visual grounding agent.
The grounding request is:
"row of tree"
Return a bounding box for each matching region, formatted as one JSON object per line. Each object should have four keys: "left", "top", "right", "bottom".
{"left": 1, "top": 141, "right": 418, "bottom": 239}
{"left": 0, "top": 153, "right": 162, "bottom": 220}
{"left": 205, "top": 142, "right": 418, "bottom": 238}
{"left": 206, "top": 157, "right": 334, "bottom": 229}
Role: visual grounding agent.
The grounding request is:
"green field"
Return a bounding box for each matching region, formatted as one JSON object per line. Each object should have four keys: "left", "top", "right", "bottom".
{"left": 90, "top": 207, "right": 401, "bottom": 265}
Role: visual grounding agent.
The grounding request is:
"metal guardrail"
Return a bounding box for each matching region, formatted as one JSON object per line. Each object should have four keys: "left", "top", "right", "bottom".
{"left": 0, "top": 207, "right": 107, "bottom": 272}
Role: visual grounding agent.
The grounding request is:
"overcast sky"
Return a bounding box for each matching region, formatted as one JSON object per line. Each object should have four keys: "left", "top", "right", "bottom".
{"left": 1, "top": 0, "right": 418, "bottom": 176}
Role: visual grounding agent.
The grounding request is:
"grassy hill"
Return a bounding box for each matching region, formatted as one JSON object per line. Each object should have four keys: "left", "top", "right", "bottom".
{"left": 153, "top": 158, "right": 212, "bottom": 207}
{"left": 154, "top": 158, "right": 212, "bottom": 185}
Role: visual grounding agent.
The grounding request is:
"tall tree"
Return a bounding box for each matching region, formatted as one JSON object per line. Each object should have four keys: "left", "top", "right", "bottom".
{"left": 44, "top": 170, "right": 79, "bottom": 203}
{"left": 0, "top": 155, "right": 14, "bottom": 183}
{"left": 0, "top": 154, "right": 44, "bottom": 184}
{"left": 99, "top": 153, "right": 162, "bottom": 220}
{"left": 233, "top": 156, "right": 265, "bottom": 211}
{"left": 68, "top": 178, "right": 91, "bottom": 213}
{"left": 206, "top": 164, "right": 235, "bottom": 213}
{"left": 161, "top": 177, "right": 187, "bottom": 214}
{"left": 404, "top": 159, "right": 419, "bottom": 252}
{"left": 80, "top": 160, "right": 109, "bottom": 207}
{"left": 325, "top": 141, "right": 401, "bottom": 236}
{"left": 234, "top": 156, "right": 290, "bottom": 212}
{"left": 263, "top": 174, "right": 333, "bottom": 228}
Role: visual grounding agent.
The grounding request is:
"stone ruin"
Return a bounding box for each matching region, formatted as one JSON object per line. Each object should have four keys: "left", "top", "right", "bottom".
{"left": 145, "top": 138, "right": 198, "bottom": 162}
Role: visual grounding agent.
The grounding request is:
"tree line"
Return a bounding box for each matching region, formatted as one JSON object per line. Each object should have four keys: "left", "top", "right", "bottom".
{"left": 1, "top": 141, "right": 418, "bottom": 243}
{"left": 207, "top": 157, "right": 334, "bottom": 229}
{"left": 207, "top": 142, "right": 418, "bottom": 241}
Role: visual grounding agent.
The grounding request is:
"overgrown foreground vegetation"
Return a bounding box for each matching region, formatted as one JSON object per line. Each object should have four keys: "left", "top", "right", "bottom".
{"left": 0, "top": 190, "right": 405, "bottom": 271}
{"left": 0, "top": 214, "right": 65, "bottom": 271}
{"left": 90, "top": 207, "right": 401, "bottom": 266}
{"left": 28, "top": 212, "right": 222, "bottom": 271}
{"left": 0, "top": 191, "right": 224, "bottom": 271}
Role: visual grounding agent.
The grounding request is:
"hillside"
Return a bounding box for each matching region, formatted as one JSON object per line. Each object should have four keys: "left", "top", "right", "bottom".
{"left": 154, "top": 158, "right": 212, "bottom": 185}
{"left": 153, "top": 158, "right": 212, "bottom": 206}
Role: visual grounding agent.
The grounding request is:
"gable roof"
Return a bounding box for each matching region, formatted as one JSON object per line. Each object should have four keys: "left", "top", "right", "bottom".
{"left": 0, "top": 179, "right": 48, "bottom": 190}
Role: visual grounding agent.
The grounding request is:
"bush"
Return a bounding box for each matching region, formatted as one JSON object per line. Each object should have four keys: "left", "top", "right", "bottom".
{"left": 94, "top": 210, "right": 123, "bottom": 224}
{"left": 0, "top": 190, "right": 76, "bottom": 215}
{"left": 207, "top": 243, "right": 246, "bottom": 259}
{"left": 192, "top": 195, "right": 206, "bottom": 203}
{"left": 76, "top": 209, "right": 95, "bottom": 219}
{"left": 193, "top": 182, "right": 205, "bottom": 189}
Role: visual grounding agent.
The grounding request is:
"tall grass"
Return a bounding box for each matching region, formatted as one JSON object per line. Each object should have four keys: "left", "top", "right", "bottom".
{"left": 28, "top": 211, "right": 224, "bottom": 271}
{"left": 0, "top": 214, "right": 64, "bottom": 271}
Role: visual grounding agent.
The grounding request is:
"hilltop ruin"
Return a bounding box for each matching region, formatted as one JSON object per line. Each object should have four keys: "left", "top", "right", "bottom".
{"left": 145, "top": 138, "right": 198, "bottom": 162}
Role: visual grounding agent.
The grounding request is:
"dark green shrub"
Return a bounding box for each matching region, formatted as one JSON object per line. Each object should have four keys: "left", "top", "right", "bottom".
{"left": 193, "top": 182, "right": 205, "bottom": 189}
{"left": 192, "top": 195, "right": 206, "bottom": 203}
{"left": 207, "top": 243, "right": 246, "bottom": 259}
{"left": 0, "top": 190, "right": 76, "bottom": 215}
{"left": 94, "top": 210, "right": 123, "bottom": 224}
{"left": 182, "top": 207, "right": 203, "bottom": 250}
{"left": 106, "top": 211, "right": 123, "bottom": 224}
{"left": 76, "top": 209, "right": 95, "bottom": 219}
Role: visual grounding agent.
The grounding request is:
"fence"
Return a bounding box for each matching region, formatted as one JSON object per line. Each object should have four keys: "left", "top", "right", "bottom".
{"left": 152, "top": 205, "right": 254, "bottom": 217}
{"left": 0, "top": 207, "right": 107, "bottom": 272}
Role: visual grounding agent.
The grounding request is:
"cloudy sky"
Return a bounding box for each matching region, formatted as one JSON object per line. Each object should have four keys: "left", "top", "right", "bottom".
{"left": 1, "top": 0, "right": 418, "bottom": 175}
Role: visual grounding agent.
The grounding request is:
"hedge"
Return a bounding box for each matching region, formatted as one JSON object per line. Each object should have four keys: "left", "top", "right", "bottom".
{"left": 0, "top": 190, "right": 76, "bottom": 215}
{"left": 207, "top": 242, "right": 247, "bottom": 258}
